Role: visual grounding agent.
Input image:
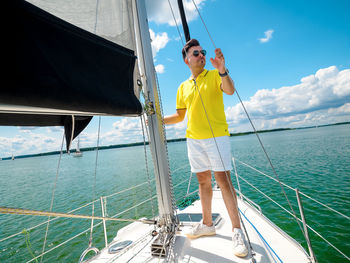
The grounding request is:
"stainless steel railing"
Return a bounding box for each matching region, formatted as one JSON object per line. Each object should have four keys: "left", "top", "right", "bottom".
{"left": 233, "top": 157, "right": 349, "bottom": 262}
{"left": 1, "top": 161, "right": 349, "bottom": 262}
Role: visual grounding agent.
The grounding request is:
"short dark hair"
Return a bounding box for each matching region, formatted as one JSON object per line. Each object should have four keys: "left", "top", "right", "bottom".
{"left": 182, "top": 39, "right": 200, "bottom": 60}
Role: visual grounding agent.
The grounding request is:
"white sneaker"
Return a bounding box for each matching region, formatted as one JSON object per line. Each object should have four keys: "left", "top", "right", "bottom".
{"left": 185, "top": 221, "right": 216, "bottom": 239}
{"left": 232, "top": 228, "right": 248, "bottom": 257}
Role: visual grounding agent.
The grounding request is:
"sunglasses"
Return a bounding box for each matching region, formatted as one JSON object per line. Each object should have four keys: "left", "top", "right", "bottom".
{"left": 192, "top": 49, "right": 207, "bottom": 57}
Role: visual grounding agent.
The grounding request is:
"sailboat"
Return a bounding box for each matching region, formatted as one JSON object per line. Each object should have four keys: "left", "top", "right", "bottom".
{"left": 73, "top": 137, "right": 83, "bottom": 157}
{"left": 1, "top": 0, "right": 348, "bottom": 262}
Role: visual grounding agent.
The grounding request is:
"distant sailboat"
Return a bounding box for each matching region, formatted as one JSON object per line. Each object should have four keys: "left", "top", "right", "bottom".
{"left": 11, "top": 154, "right": 15, "bottom": 160}
{"left": 73, "top": 137, "right": 83, "bottom": 157}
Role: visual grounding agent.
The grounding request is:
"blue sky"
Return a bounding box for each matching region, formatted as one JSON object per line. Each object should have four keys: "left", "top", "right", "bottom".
{"left": 1, "top": 0, "right": 350, "bottom": 158}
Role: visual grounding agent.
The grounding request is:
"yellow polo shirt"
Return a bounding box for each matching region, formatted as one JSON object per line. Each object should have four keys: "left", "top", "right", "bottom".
{"left": 176, "top": 69, "right": 229, "bottom": 139}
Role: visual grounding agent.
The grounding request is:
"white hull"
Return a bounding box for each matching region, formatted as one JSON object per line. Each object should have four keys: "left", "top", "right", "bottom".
{"left": 89, "top": 187, "right": 310, "bottom": 262}
{"left": 73, "top": 152, "right": 83, "bottom": 157}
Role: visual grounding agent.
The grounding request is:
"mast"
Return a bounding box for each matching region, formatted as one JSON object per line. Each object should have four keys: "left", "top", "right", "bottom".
{"left": 177, "top": 0, "right": 191, "bottom": 42}
{"left": 133, "top": 0, "right": 177, "bottom": 256}
{"left": 134, "top": 0, "right": 176, "bottom": 225}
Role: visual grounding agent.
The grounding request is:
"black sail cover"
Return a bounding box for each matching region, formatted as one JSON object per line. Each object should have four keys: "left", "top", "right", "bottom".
{"left": 2, "top": 0, "right": 142, "bottom": 151}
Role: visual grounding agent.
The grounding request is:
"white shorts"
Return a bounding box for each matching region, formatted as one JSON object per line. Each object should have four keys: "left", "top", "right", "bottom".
{"left": 187, "top": 136, "right": 232, "bottom": 173}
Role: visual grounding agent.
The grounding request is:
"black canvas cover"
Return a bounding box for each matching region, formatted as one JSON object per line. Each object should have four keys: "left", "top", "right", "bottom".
{"left": 2, "top": 0, "right": 142, "bottom": 150}
{"left": 5, "top": 0, "right": 141, "bottom": 116}
{"left": 0, "top": 114, "right": 92, "bottom": 152}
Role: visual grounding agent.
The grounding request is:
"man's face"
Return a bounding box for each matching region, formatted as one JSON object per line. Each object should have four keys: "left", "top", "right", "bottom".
{"left": 186, "top": 45, "right": 206, "bottom": 69}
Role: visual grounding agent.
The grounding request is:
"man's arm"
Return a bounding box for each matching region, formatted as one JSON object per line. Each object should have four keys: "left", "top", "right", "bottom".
{"left": 164, "top": 109, "right": 186, "bottom": 124}
{"left": 220, "top": 73, "right": 235, "bottom": 95}
{"left": 210, "top": 48, "right": 235, "bottom": 95}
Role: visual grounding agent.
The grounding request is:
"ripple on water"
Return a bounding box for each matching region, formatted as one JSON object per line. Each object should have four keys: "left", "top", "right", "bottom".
{"left": 0, "top": 124, "right": 349, "bottom": 262}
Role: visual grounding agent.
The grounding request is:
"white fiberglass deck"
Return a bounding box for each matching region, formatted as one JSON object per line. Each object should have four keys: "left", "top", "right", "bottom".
{"left": 89, "top": 188, "right": 311, "bottom": 262}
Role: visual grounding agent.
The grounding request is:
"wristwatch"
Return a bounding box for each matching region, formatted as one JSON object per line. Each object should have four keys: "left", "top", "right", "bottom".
{"left": 219, "top": 68, "right": 229, "bottom": 77}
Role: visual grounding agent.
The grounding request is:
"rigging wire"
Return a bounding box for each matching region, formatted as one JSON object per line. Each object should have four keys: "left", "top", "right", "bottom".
{"left": 168, "top": 0, "right": 238, "bottom": 211}
{"left": 191, "top": 0, "right": 216, "bottom": 49}
{"left": 167, "top": 0, "right": 186, "bottom": 47}
{"left": 166, "top": 2, "right": 252, "bottom": 259}
{"left": 189, "top": 0, "right": 306, "bottom": 238}
{"left": 87, "top": 0, "right": 101, "bottom": 249}
{"left": 39, "top": 132, "right": 65, "bottom": 263}
{"left": 88, "top": 116, "right": 101, "bottom": 248}
{"left": 154, "top": 70, "right": 177, "bottom": 214}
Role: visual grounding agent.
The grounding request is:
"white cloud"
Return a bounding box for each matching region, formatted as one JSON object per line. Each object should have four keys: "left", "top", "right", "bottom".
{"left": 0, "top": 131, "right": 62, "bottom": 158}
{"left": 259, "top": 29, "right": 274, "bottom": 43}
{"left": 146, "top": 0, "right": 206, "bottom": 27}
{"left": 155, "top": 64, "right": 165, "bottom": 73}
{"left": 18, "top": 127, "right": 38, "bottom": 133}
{"left": 226, "top": 66, "right": 350, "bottom": 132}
{"left": 231, "top": 104, "right": 350, "bottom": 132}
{"left": 2, "top": 66, "right": 349, "bottom": 157}
{"left": 149, "top": 29, "right": 170, "bottom": 57}
{"left": 99, "top": 117, "right": 145, "bottom": 146}
{"left": 47, "top": 127, "right": 64, "bottom": 133}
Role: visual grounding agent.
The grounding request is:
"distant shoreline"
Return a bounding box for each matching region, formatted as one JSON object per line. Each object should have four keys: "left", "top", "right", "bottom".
{"left": 2, "top": 121, "right": 349, "bottom": 160}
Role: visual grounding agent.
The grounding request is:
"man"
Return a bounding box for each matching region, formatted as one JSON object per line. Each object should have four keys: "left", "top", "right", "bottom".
{"left": 163, "top": 39, "right": 248, "bottom": 258}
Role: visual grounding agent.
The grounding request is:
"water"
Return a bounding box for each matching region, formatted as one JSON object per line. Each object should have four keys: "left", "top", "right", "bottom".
{"left": 0, "top": 124, "right": 349, "bottom": 263}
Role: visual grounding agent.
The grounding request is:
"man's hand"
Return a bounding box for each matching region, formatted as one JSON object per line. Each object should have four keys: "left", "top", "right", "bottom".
{"left": 210, "top": 48, "right": 226, "bottom": 74}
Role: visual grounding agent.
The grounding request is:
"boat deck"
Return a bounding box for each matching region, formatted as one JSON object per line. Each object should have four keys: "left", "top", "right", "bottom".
{"left": 89, "top": 188, "right": 311, "bottom": 262}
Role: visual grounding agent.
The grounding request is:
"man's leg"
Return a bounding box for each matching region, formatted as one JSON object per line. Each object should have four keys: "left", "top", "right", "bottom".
{"left": 214, "top": 171, "right": 240, "bottom": 230}
{"left": 214, "top": 173, "right": 248, "bottom": 257}
{"left": 196, "top": 170, "right": 213, "bottom": 226}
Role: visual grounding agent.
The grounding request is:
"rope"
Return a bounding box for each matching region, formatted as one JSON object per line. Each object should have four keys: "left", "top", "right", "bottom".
{"left": 140, "top": 114, "right": 156, "bottom": 220}
{"left": 39, "top": 132, "right": 65, "bottom": 263}
{"left": 238, "top": 173, "right": 350, "bottom": 260}
{"left": 23, "top": 229, "right": 38, "bottom": 263}
{"left": 0, "top": 207, "right": 155, "bottom": 224}
{"left": 239, "top": 208, "right": 281, "bottom": 263}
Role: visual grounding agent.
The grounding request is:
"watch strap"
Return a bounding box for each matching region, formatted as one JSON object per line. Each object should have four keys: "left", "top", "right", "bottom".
{"left": 219, "top": 68, "right": 229, "bottom": 77}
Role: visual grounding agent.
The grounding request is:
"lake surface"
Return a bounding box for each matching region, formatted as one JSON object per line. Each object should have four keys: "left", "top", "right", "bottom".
{"left": 0, "top": 124, "right": 349, "bottom": 262}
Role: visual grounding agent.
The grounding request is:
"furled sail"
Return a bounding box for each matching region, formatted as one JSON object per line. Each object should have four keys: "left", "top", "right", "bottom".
{"left": 2, "top": 0, "right": 142, "bottom": 150}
